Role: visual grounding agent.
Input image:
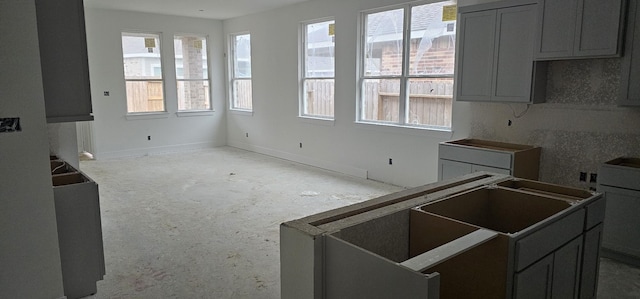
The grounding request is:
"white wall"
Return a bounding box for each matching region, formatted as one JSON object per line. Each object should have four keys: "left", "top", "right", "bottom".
{"left": 222, "top": 0, "right": 640, "bottom": 188}
{"left": 224, "top": 0, "right": 470, "bottom": 187}
{"left": 84, "top": 9, "right": 227, "bottom": 159}
{"left": 0, "top": 1, "right": 65, "bottom": 297}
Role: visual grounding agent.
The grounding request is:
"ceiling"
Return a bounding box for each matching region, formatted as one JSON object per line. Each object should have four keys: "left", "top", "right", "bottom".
{"left": 84, "top": 0, "right": 313, "bottom": 20}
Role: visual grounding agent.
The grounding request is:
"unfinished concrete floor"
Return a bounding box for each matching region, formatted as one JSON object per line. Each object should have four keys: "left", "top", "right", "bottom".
{"left": 80, "top": 147, "right": 640, "bottom": 298}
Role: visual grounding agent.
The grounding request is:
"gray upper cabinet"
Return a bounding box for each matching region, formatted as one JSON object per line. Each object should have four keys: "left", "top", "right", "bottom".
{"left": 535, "top": 0, "right": 625, "bottom": 60}
{"left": 456, "top": 0, "right": 546, "bottom": 103}
{"left": 620, "top": 0, "right": 640, "bottom": 106}
{"left": 35, "top": 0, "right": 93, "bottom": 123}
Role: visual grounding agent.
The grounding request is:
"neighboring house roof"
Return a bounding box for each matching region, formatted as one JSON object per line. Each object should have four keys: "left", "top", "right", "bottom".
{"left": 366, "top": 1, "right": 456, "bottom": 42}
{"left": 306, "top": 1, "right": 456, "bottom": 46}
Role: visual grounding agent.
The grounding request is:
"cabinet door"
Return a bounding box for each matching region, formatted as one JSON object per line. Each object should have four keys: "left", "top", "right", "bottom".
{"left": 552, "top": 236, "right": 583, "bottom": 299}
{"left": 35, "top": 0, "right": 93, "bottom": 123}
{"left": 574, "top": 0, "right": 623, "bottom": 57}
{"left": 600, "top": 186, "right": 640, "bottom": 259}
{"left": 580, "top": 224, "right": 603, "bottom": 299}
{"left": 456, "top": 10, "right": 496, "bottom": 102}
{"left": 620, "top": 0, "right": 640, "bottom": 106}
{"left": 534, "top": 0, "right": 578, "bottom": 59}
{"left": 439, "top": 159, "right": 472, "bottom": 181}
{"left": 514, "top": 254, "right": 553, "bottom": 299}
{"left": 492, "top": 5, "right": 536, "bottom": 102}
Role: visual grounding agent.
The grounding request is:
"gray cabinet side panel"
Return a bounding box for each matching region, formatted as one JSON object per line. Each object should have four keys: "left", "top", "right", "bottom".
{"left": 535, "top": 0, "right": 577, "bottom": 59}
{"left": 456, "top": 10, "right": 496, "bottom": 101}
{"left": 54, "top": 182, "right": 102, "bottom": 298}
{"left": 324, "top": 235, "right": 439, "bottom": 299}
{"left": 552, "top": 236, "right": 583, "bottom": 299}
{"left": 280, "top": 225, "right": 323, "bottom": 299}
{"left": 492, "top": 5, "right": 535, "bottom": 102}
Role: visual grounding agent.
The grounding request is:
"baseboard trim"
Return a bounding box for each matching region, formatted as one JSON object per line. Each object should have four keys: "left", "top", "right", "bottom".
{"left": 227, "top": 140, "right": 368, "bottom": 179}
{"left": 94, "top": 142, "right": 220, "bottom": 160}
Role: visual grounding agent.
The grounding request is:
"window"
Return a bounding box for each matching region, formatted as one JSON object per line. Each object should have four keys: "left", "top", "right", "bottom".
{"left": 174, "top": 34, "right": 211, "bottom": 111}
{"left": 301, "top": 19, "right": 335, "bottom": 119}
{"left": 122, "top": 32, "right": 165, "bottom": 113}
{"left": 230, "top": 33, "right": 252, "bottom": 111}
{"left": 360, "top": 1, "right": 456, "bottom": 129}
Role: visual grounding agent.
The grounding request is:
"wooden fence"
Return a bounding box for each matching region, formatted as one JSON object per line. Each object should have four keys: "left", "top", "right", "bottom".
{"left": 233, "top": 79, "right": 253, "bottom": 110}
{"left": 126, "top": 79, "right": 451, "bottom": 126}
{"left": 361, "top": 79, "right": 453, "bottom": 127}
{"left": 126, "top": 81, "right": 212, "bottom": 112}
{"left": 305, "top": 79, "right": 334, "bottom": 117}
{"left": 126, "top": 81, "right": 164, "bottom": 113}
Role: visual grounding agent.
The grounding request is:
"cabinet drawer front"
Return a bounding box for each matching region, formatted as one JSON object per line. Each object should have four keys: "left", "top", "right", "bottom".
{"left": 471, "top": 164, "right": 511, "bottom": 175}
{"left": 515, "top": 209, "right": 585, "bottom": 271}
{"left": 439, "top": 144, "right": 512, "bottom": 169}
{"left": 598, "top": 164, "right": 640, "bottom": 190}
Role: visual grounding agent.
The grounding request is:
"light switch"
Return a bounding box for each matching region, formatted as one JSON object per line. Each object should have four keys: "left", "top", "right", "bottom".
{"left": 0, "top": 117, "right": 21, "bottom": 133}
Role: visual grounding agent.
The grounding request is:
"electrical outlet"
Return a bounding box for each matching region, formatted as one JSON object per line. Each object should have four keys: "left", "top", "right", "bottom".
{"left": 590, "top": 173, "right": 597, "bottom": 183}
{"left": 299, "top": 142, "right": 302, "bottom": 148}
{"left": 103, "top": 91, "right": 110, "bottom": 96}
{"left": 246, "top": 133, "right": 248, "bottom": 138}
{"left": 579, "top": 172, "right": 587, "bottom": 182}
{"left": 389, "top": 158, "right": 393, "bottom": 165}
{"left": 147, "top": 135, "right": 151, "bottom": 141}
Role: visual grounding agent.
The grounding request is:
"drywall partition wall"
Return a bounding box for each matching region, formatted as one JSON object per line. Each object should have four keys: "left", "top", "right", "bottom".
{"left": 224, "top": 0, "right": 468, "bottom": 187}
{"left": 0, "top": 1, "right": 65, "bottom": 298}
{"left": 84, "top": 9, "right": 227, "bottom": 159}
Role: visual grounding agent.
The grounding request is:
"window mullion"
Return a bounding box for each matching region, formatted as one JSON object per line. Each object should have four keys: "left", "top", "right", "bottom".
{"left": 399, "top": 6, "right": 412, "bottom": 125}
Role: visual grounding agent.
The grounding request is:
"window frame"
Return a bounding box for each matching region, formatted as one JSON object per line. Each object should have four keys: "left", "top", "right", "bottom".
{"left": 121, "top": 31, "right": 167, "bottom": 114}
{"left": 173, "top": 33, "right": 212, "bottom": 112}
{"left": 358, "top": 0, "right": 455, "bottom": 130}
{"left": 300, "top": 18, "right": 336, "bottom": 120}
{"left": 229, "top": 32, "right": 253, "bottom": 112}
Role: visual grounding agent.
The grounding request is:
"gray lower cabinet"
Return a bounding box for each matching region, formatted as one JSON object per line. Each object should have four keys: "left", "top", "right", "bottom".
{"left": 281, "top": 173, "right": 604, "bottom": 299}
{"left": 620, "top": 0, "right": 640, "bottom": 106}
{"left": 597, "top": 157, "right": 640, "bottom": 266}
{"left": 438, "top": 139, "right": 541, "bottom": 181}
{"left": 534, "top": 0, "right": 625, "bottom": 60}
{"left": 515, "top": 236, "right": 583, "bottom": 299}
{"left": 456, "top": 0, "right": 546, "bottom": 103}
{"left": 51, "top": 160, "right": 105, "bottom": 299}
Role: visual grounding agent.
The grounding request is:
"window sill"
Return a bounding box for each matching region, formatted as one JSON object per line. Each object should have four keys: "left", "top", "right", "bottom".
{"left": 126, "top": 112, "right": 170, "bottom": 121}
{"left": 176, "top": 110, "right": 215, "bottom": 117}
{"left": 354, "top": 121, "right": 454, "bottom": 139}
{"left": 229, "top": 109, "right": 253, "bottom": 116}
{"left": 298, "top": 115, "right": 335, "bottom": 126}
